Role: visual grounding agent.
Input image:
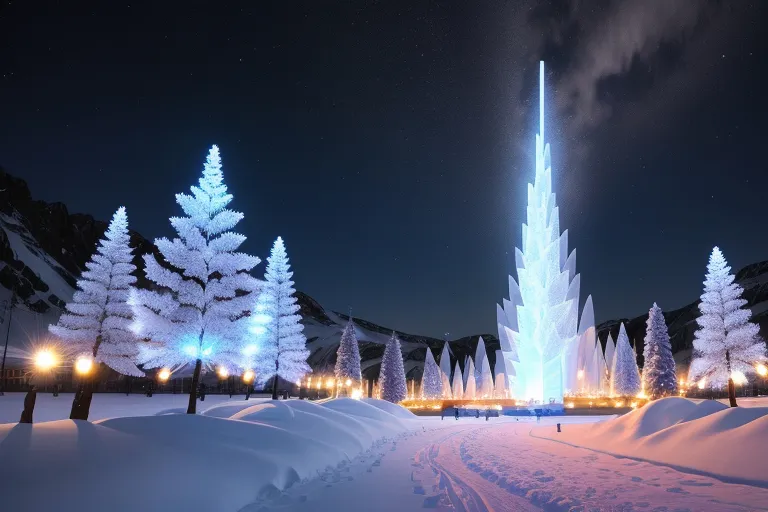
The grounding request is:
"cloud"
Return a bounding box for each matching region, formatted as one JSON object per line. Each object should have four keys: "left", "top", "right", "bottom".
{"left": 557, "top": 0, "right": 709, "bottom": 132}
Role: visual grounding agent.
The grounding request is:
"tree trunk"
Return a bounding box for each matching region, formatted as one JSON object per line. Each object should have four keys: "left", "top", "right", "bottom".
{"left": 725, "top": 349, "right": 738, "bottom": 407}
{"left": 19, "top": 387, "right": 37, "bottom": 423}
{"left": 187, "top": 358, "right": 203, "bottom": 414}
{"left": 271, "top": 359, "right": 279, "bottom": 400}
{"left": 728, "top": 378, "right": 738, "bottom": 407}
{"left": 70, "top": 378, "right": 94, "bottom": 421}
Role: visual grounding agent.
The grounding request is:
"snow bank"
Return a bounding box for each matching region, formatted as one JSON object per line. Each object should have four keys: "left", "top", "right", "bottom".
{"left": 363, "top": 397, "right": 417, "bottom": 419}
{"left": 0, "top": 398, "right": 417, "bottom": 511}
{"left": 533, "top": 397, "right": 768, "bottom": 486}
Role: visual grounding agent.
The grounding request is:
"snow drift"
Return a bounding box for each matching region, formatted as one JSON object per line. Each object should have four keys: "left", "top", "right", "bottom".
{"left": 533, "top": 397, "right": 768, "bottom": 486}
{"left": 0, "top": 398, "right": 416, "bottom": 512}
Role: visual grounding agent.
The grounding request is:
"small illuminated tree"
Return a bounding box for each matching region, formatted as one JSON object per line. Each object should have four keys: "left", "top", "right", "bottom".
{"left": 130, "top": 145, "right": 260, "bottom": 414}
{"left": 642, "top": 303, "right": 677, "bottom": 398}
{"left": 380, "top": 332, "right": 407, "bottom": 403}
{"left": 252, "top": 236, "right": 310, "bottom": 399}
{"left": 335, "top": 319, "right": 362, "bottom": 393}
{"left": 49, "top": 207, "right": 143, "bottom": 421}
{"left": 688, "top": 247, "right": 766, "bottom": 407}
{"left": 421, "top": 347, "right": 442, "bottom": 399}
{"left": 611, "top": 323, "right": 641, "bottom": 397}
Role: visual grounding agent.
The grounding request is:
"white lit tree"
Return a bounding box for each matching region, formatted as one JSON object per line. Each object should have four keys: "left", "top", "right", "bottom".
{"left": 611, "top": 323, "right": 641, "bottom": 397}
{"left": 334, "top": 318, "right": 361, "bottom": 394}
{"left": 379, "top": 332, "right": 406, "bottom": 403}
{"left": 49, "top": 207, "right": 143, "bottom": 421}
{"left": 464, "top": 358, "right": 477, "bottom": 399}
{"left": 421, "top": 347, "right": 443, "bottom": 399}
{"left": 130, "top": 145, "right": 260, "bottom": 414}
{"left": 688, "top": 247, "right": 766, "bottom": 407}
{"left": 252, "top": 236, "right": 310, "bottom": 399}
{"left": 642, "top": 303, "right": 677, "bottom": 398}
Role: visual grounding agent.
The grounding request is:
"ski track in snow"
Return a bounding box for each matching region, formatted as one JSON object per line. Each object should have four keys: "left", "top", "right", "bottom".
{"left": 256, "top": 417, "right": 768, "bottom": 512}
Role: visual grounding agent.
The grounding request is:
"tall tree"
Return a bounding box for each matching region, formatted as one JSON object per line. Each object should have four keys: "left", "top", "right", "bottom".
{"left": 334, "top": 318, "right": 361, "bottom": 395}
{"left": 380, "top": 332, "right": 406, "bottom": 403}
{"left": 50, "top": 207, "right": 143, "bottom": 420}
{"left": 611, "top": 323, "right": 641, "bottom": 397}
{"left": 421, "top": 347, "right": 442, "bottom": 399}
{"left": 688, "top": 247, "right": 766, "bottom": 407}
{"left": 131, "top": 145, "right": 260, "bottom": 414}
{"left": 642, "top": 303, "right": 677, "bottom": 398}
{"left": 252, "top": 236, "right": 310, "bottom": 399}
{"left": 439, "top": 342, "right": 453, "bottom": 398}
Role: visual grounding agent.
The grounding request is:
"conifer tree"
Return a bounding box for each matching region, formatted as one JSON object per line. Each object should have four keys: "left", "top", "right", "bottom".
{"left": 252, "top": 236, "right": 310, "bottom": 399}
{"left": 50, "top": 207, "right": 143, "bottom": 420}
{"left": 611, "top": 323, "right": 641, "bottom": 397}
{"left": 421, "top": 347, "right": 443, "bottom": 399}
{"left": 688, "top": 247, "right": 766, "bottom": 407}
{"left": 380, "top": 332, "right": 406, "bottom": 403}
{"left": 130, "top": 145, "right": 260, "bottom": 414}
{"left": 334, "top": 319, "right": 362, "bottom": 394}
{"left": 642, "top": 303, "right": 677, "bottom": 398}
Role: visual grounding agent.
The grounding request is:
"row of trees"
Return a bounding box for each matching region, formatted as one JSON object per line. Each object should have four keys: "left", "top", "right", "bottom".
{"left": 610, "top": 246, "right": 767, "bottom": 407}
{"left": 49, "top": 146, "right": 310, "bottom": 419}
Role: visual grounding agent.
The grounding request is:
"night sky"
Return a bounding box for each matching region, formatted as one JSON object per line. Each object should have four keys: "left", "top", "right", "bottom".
{"left": 2, "top": 1, "right": 768, "bottom": 339}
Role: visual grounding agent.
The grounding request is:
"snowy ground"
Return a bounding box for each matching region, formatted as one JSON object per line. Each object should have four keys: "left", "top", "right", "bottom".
{"left": 2, "top": 395, "right": 767, "bottom": 511}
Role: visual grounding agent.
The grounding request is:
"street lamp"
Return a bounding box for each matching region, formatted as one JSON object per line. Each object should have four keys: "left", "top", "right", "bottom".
{"left": 243, "top": 370, "right": 255, "bottom": 400}
{"left": 75, "top": 356, "right": 93, "bottom": 376}
{"left": 34, "top": 349, "right": 57, "bottom": 393}
{"left": 756, "top": 363, "right": 768, "bottom": 377}
{"left": 158, "top": 368, "right": 171, "bottom": 382}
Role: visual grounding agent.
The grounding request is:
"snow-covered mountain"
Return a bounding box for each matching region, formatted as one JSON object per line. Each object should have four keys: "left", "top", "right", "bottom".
{"left": 0, "top": 168, "right": 496, "bottom": 378}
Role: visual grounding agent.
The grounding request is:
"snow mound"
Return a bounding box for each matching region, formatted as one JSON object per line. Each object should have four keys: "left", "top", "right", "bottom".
{"left": 534, "top": 397, "right": 768, "bottom": 486}
{"left": 322, "top": 397, "right": 407, "bottom": 425}
{"left": 362, "top": 398, "right": 417, "bottom": 419}
{"left": 0, "top": 399, "right": 416, "bottom": 512}
{"left": 200, "top": 399, "right": 271, "bottom": 418}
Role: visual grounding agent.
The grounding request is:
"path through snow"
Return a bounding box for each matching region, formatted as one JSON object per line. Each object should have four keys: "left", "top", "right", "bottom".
{"left": 257, "top": 417, "right": 768, "bottom": 511}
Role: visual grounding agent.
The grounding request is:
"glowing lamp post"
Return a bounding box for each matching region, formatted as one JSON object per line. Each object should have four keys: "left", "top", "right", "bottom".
{"left": 158, "top": 368, "right": 171, "bottom": 382}
{"left": 34, "top": 349, "right": 57, "bottom": 393}
{"left": 75, "top": 357, "right": 93, "bottom": 376}
{"left": 243, "top": 370, "right": 255, "bottom": 400}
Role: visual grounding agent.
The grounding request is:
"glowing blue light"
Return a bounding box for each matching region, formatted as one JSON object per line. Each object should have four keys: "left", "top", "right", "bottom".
{"left": 242, "top": 343, "right": 258, "bottom": 356}
{"left": 202, "top": 347, "right": 212, "bottom": 357}
{"left": 182, "top": 344, "right": 198, "bottom": 357}
{"left": 250, "top": 325, "right": 267, "bottom": 336}
{"left": 253, "top": 313, "right": 271, "bottom": 324}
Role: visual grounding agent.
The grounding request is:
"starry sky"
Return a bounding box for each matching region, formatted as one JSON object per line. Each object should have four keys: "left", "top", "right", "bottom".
{"left": 2, "top": 1, "right": 768, "bottom": 339}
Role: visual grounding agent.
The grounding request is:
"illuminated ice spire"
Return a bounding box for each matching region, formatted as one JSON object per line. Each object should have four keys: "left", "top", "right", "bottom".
{"left": 496, "top": 61, "right": 595, "bottom": 403}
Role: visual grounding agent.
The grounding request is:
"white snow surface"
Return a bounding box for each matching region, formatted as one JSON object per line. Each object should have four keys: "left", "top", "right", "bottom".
{"left": 0, "top": 396, "right": 417, "bottom": 512}
{"left": 533, "top": 396, "right": 768, "bottom": 487}
{"left": 3, "top": 394, "right": 768, "bottom": 511}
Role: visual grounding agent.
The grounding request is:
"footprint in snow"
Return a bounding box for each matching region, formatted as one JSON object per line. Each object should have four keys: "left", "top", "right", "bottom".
{"left": 631, "top": 476, "right": 643, "bottom": 482}
{"left": 678, "top": 480, "right": 713, "bottom": 487}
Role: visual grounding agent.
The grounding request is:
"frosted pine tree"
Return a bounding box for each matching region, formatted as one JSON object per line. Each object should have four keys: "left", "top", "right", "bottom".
{"left": 642, "top": 303, "right": 677, "bottom": 398}
{"left": 380, "top": 332, "right": 407, "bottom": 403}
{"left": 334, "top": 318, "right": 362, "bottom": 394}
{"left": 421, "top": 347, "right": 443, "bottom": 399}
{"left": 130, "top": 145, "right": 260, "bottom": 414}
{"left": 252, "top": 236, "right": 310, "bottom": 399}
{"left": 611, "top": 323, "right": 641, "bottom": 397}
{"left": 439, "top": 342, "right": 453, "bottom": 398}
{"left": 49, "top": 207, "right": 143, "bottom": 420}
{"left": 688, "top": 247, "right": 766, "bottom": 407}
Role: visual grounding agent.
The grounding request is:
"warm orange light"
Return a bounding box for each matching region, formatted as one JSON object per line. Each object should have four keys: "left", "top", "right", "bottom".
{"left": 326, "top": 378, "right": 334, "bottom": 389}
{"left": 34, "top": 349, "right": 57, "bottom": 370}
{"left": 158, "top": 368, "right": 171, "bottom": 382}
{"left": 217, "top": 367, "right": 229, "bottom": 378}
{"left": 345, "top": 378, "right": 352, "bottom": 386}
{"left": 75, "top": 356, "right": 93, "bottom": 375}
{"left": 756, "top": 364, "right": 768, "bottom": 377}
{"left": 697, "top": 378, "right": 706, "bottom": 390}
{"left": 242, "top": 370, "right": 255, "bottom": 383}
